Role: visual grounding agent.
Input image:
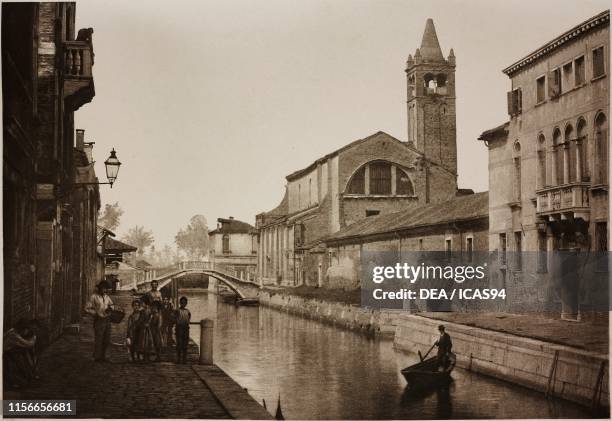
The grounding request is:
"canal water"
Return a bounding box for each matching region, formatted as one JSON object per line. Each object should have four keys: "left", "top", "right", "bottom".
{"left": 185, "top": 290, "right": 593, "bottom": 420}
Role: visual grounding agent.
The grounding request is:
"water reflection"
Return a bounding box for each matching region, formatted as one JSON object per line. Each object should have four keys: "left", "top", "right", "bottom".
{"left": 186, "top": 291, "right": 594, "bottom": 420}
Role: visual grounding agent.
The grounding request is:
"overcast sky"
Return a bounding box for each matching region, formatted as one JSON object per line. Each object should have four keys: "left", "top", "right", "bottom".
{"left": 75, "top": 0, "right": 610, "bottom": 248}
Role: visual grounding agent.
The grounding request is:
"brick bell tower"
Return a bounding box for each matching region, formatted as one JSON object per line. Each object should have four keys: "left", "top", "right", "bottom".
{"left": 406, "top": 19, "right": 457, "bottom": 177}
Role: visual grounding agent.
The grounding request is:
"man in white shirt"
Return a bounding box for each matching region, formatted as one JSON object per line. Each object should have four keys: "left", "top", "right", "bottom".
{"left": 85, "top": 281, "right": 113, "bottom": 362}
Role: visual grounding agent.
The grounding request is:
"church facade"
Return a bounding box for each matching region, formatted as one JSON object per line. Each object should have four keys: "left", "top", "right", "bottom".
{"left": 256, "top": 19, "right": 466, "bottom": 287}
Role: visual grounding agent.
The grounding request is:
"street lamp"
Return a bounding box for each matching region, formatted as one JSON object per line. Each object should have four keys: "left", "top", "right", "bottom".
{"left": 62, "top": 148, "right": 122, "bottom": 188}
{"left": 104, "top": 148, "right": 121, "bottom": 187}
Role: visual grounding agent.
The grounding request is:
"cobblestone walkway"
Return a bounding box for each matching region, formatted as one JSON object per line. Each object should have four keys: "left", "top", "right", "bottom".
{"left": 4, "top": 292, "right": 231, "bottom": 418}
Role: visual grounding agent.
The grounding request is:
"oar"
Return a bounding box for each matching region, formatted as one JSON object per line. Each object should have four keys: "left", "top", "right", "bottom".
{"left": 419, "top": 342, "right": 437, "bottom": 362}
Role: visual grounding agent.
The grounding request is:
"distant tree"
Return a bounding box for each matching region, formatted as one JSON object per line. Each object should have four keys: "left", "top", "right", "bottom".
{"left": 98, "top": 202, "right": 123, "bottom": 231}
{"left": 122, "top": 225, "right": 155, "bottom": 256}
{"left": 175, "top": 215, "right": 209, "bottom": 260}
{"left": 145, "top": 244, "right": 177, "bottom": 268}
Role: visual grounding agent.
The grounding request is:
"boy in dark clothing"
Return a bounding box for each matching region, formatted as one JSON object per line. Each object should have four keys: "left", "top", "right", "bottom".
{"left": 126, "top": 299, "right": 142, "bottom": 362}
{"left": 161, "top": 296, "right": 175, "bottom": 347}
{"left": 174, "top": 296, "right": 191, "bottom": 364}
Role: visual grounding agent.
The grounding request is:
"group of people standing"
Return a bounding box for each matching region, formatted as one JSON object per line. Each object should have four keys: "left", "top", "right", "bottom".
{"left": 125, "top": 280, "right": 192, "bottom": 363}
{"left": 85, "top": 279, "right": 191, "bottom": 364}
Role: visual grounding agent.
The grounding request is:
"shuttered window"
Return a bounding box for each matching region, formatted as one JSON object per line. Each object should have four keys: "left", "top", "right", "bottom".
{"left": 548, "top": 68, "right": 561, "bottom": 97}
{"left": 507, "top": 88, "right": 522, "bottom": 116}
{"left": 593, "top": 46, "right": 605, "bottom": 78}
{"left": 536, "top": 76, "right": 545, "bottom": 103}
{"left": 575, "top": 56, "right": 585, "bottom": 85}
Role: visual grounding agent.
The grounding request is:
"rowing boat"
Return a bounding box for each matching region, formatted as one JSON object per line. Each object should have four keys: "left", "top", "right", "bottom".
{"left": 401, "top": 353, "right": 456, "bottom": 389}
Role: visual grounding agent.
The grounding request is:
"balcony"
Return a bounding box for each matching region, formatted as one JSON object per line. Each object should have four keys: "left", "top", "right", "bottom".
{"left": 63, "top": 40, "right": 95, "bottom": 111}
{"left": 535, "top": 182, "right": 590, "bottom": 221}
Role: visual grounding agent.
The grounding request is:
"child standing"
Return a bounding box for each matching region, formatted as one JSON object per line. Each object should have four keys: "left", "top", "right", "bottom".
{"left": 136, "top": 295, "right": 153, "bottom": 362}
{"left": 126, "top": 299, "right": 141, "bottom": 362}
{"left": 150, "top": 301, "right": 163, "bottom": 362}
{"left": 161, "top": 296, "right": 175, "bottom": 347}
{"left": 174, "top": 296, "right": 191, "bottom": 364}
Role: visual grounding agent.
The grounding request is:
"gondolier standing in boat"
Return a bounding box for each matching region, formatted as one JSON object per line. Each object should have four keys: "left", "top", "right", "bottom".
{"left": 435, "top": 325, "right": 452, "bottom": 369}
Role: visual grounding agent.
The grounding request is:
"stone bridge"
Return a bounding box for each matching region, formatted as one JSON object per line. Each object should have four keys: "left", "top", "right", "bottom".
{"left": 137, "top": 261, "right": 259, "bottom": 301}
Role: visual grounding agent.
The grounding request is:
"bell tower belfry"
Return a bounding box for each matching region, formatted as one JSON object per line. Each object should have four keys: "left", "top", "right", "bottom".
{"left": 406, "top": 19, "right": 457, "bottom": 176}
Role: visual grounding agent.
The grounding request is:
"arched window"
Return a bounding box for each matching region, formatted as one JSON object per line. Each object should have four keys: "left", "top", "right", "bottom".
{"left": 408, "top": 74, "right": 416, "bottom": 97}
{"left": 565, "top": 124, "right": 574, "bottom": 183}
{"left": 347, "top": 166, "right": 365, "bottom": 194}
{"left": 577, "top": 118, "right": 588, "bottom": 181}
{"left": 552, "top": 128, "right": 562, "bottom": 186}
{"left": 436, "top": 74, "right": 447, "bottom": 87}
{"left": 537, "top": 134, "right": 546, "bottom": 189}
{"left": 424, "top": 73, "right": 435, "bottom": 89}
{"left": 595, "top": 113, "right": 608, "bottom": 185}
{"left": 222, "top": 234, "right": 230, "bottom": 254}
{"left": 396, "top": 166, "right": 414, "bottom": 195}
{"left": 346, "top": 161, "right": 414, "bottom": 197}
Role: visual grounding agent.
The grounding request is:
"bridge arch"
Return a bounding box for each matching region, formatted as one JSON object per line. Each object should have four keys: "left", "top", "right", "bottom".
{"left": 138, "top": 266, "right": 257, "bottom": 300}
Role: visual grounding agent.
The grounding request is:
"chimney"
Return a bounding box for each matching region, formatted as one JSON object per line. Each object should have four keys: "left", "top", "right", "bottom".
{"left": 229, "top": 216, "right": 234, "bottom": 220}
{"left": 76, "top": 129, "right": 85, "bottom": 150}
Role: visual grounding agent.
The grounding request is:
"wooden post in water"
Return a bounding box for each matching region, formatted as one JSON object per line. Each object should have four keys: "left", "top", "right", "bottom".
{"left": 199, "top": 319, "right": 214, "bottom": 365}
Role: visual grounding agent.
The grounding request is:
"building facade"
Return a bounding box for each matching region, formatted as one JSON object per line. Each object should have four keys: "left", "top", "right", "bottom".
{"left": 209, "top": 217, "right": 258, "bottom": 281}
{"left": 3, "top": 2, "right": 98, "bottom": 339}
{"left": 256, "top": 20, "right": 461, "bottom": 287}
{"left": 324, "top": 192, "right": 489, "bottom": 291}
{"left": 480, "top": 10, "right": 609, "bottom": 318}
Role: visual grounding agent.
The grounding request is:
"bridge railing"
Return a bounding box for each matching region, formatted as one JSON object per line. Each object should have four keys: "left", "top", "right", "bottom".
{"left": 213, "top": 263, "right": 258, "bottom": 283}
{"left": 178, "top": 261, "right": 213, "bottom": 270}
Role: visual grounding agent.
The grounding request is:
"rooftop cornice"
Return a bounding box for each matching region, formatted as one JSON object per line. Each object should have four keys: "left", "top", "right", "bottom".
{"left": 502, "top": 10, "right": 609, "bottom": 77}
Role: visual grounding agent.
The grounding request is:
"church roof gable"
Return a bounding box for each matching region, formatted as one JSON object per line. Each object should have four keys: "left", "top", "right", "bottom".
{"left": 285, "top": 131, "right": 418, "bottom": 181}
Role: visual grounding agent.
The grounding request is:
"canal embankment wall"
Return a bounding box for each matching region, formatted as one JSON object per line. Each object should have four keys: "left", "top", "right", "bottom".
{"left": 394, "top": 313, "right": 609, "bottom": 408}
{"left": 237, "top": 284, "right": 399, "bottom": 336}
